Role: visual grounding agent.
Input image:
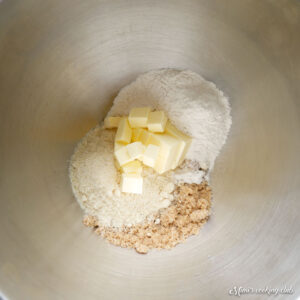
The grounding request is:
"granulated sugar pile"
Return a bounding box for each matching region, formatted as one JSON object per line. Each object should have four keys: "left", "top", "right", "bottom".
{"left": 69, "top": 69, "right": 231, "bottom": 253}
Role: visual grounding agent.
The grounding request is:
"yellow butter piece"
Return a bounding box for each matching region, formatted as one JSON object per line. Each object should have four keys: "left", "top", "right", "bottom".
{"left": 104, "top": 116, "right": 121, "bottom": 129}
{"left": 147, "top": 111, "right": 168, "bottom": 133}
{"left": 126, "top": 142, "right": 145, "bottom": 160}
{"left": 138, "top": 129, "right": 153, "bottom": 146}
{"left": 142, "top": 144, "right": 160, "bottom": 168}
{"left": 114, "top": 142, "right": 125, "bottom": 151}
{"left": 121, "top": 160, "right": 142, "bottom": 174}
{"left": 132, "top": 128, "right": 143, "bottom": 142}
{"left": 128, "top": 107, "right": 152, "bottom": 128}
{"left": 165, "top": 120, "right": 192, "bottom": 167}
{"left": 151, "top": 133, "right": 182, "bottom": 174}
{"left": 115, "top": 117, "right": 132, "bottom": 144}
{"left": 114, "top": 158, "right": 121, "bottom": 170}
{"left": 114, "top": 146, "right": 133, "bottom": 166}
{"left": 121, "top": 173, "right": 143, "bottom": 194}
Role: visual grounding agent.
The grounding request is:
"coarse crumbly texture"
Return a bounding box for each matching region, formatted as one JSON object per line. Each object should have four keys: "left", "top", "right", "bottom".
{"left": 108, "top": 69, "right": 232, "bottom": 176}
{"left": 83, "top": 182, "right": 212, "bottom": 254}
{"left": 69, "top": 125, "right": 175, "bottom": 228}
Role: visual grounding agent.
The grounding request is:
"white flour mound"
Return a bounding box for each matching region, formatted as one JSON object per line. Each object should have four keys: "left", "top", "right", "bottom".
{"left": 109, "top": 69, "right": 231, "bottom": 172}
{"left": 69, "top": 126, "right": 175, "bottom": 227}
{"left": 70, "top": 69, "right": 231, "bottom": 227}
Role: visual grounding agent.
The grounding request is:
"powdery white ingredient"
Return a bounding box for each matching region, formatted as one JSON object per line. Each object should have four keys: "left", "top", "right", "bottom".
{"left": 108, "top": 68, "right": 231, "bottom": 172}
{"left": 69, "top": 126, "right": 175, "bottom": 227}
{"left": 174, "top": 160, "right": 208, "bottom": 184}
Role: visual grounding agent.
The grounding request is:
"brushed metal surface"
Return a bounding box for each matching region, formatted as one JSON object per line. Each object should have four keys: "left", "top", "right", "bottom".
{"left": 0, "top": 1, "right": 300, "bottom": 299}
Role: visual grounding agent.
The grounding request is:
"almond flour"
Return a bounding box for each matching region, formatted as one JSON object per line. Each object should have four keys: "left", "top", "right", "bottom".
{"left": 69, "top": 125, "right": 176, "bottom": 227}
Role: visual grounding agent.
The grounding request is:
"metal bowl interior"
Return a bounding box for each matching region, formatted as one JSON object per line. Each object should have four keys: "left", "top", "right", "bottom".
{"left": 0, "top": 1, "right": 299, "bottom": 299}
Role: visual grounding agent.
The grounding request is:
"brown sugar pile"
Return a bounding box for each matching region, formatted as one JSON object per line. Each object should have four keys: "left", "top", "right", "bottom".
{"left": 83, "top": 181, "right": 212, "bottom": 254}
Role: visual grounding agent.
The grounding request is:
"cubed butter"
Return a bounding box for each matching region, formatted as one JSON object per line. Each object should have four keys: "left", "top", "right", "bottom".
{"left": 114, "top": 158, "right": 121, "bottom": 170}
{"left": 114, "top": 142, "right": 125, "bottom": 151}
{"left": 128, "top": 107, "right": 152, "bottom": 128}
{"left": 165, "top": 120, "right": 192, "bottom": 167}
{"left": 104, "top": 116, "right": 121, "bottom": 128}
{"left": 121, "top": 173, "right": 143, "bottom": 194}
{"left": 142, "top": 144, "right": 160, "bottom": 168}
{"left": 138, "top": 129, "right": 153, "bottom": 146}
{"left": 147, "top": 111, "right": 168, "bottom": 132}
{"left": 151, "top": 133, "right": 182, "bottom": 174}
{"left": 114, "top": 146, "right": 132, "bottom": 166}
{"left": 126, "top": 142, "right": 145, "bottom": 160}
{"left": 121, "top": 160, "right": 142, "bottom": 174}
{"left": 132, "top": 128, "right": 143, "bottom": 142}
{"left": 115, "top": 117, "right": 132, "bottom": 144}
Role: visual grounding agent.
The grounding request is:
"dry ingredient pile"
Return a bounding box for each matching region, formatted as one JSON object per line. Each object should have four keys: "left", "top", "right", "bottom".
{"left": 69, "top": 69, "right": 231, "bottom": 253}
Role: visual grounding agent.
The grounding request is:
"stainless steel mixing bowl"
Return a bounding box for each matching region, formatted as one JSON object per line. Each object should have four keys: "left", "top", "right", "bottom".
{"left": 0, "top": 1, "right": 299, "bottom": 299}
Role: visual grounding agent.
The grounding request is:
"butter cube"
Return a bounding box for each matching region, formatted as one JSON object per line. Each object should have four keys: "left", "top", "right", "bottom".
{"left": 147, "top": 111, "right": 168, "bottom": 132}
{"left": 121, "top": 160, "right": 142, "bottom": 174}
{"left": 132, "top": 128, "right": 143, "bottom": 142}
{"left": 114, "top": 158, "right": 121, "bottom": 170}
{"left": 114, "top": 146, "right": 132, "bottom": 166}
{"left": 128, "top": 107, "right": 152, "bottom": 128}
{"left": 142, "top": 144, "right": 160, "bottom": 168}
{"left": 104, "top": 116, "right": 121, "bottom": 128}
{"left": 114, "top": 142, "right": 124, "bottom": 151}
{"left": 151, "top": 133, "right": 182, "bottom": 174}
{"left": 165, "top": 121, "right": 192, "bottom": 167}
{"left": 121, "top": 173, "right": 143, "bottom": 194}
{"left": 138, "top": 129, "right": 153, "bottom": 146}
{"left": 115, "top": 118, "right": 132, "bottom": 144}
{"left": 126, "top": 142, "right": 145, "bottom": 160}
